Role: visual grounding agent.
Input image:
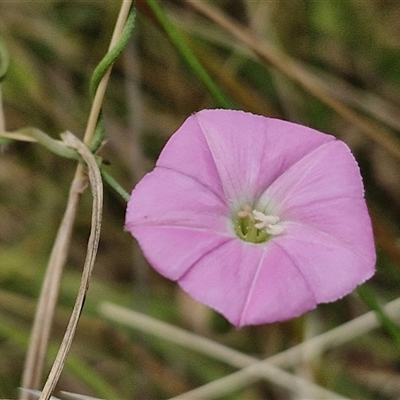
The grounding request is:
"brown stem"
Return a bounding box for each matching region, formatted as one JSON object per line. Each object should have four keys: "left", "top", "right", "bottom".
{"left": 19, "top": 1, "right": 132, "bottom": 398}
{"left": 184, "top": 0, "right": 400, "bottom": 160}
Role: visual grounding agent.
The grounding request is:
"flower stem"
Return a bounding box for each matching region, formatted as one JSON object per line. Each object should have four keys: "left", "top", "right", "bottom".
{"left": 19, "top": 128, "right": 79, "bottom": 159}
{"left": 101, "top": 168, "right": 130, "bottom": 202}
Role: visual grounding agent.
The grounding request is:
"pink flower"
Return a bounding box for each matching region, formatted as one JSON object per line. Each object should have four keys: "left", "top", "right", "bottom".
{"left": 125, "top": 109, "right": 376, "bottom": 327}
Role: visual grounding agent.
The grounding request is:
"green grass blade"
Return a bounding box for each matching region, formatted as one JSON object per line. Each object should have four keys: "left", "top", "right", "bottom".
{"left": 145, "top": 0, "right": 235, "bottom": 109}
{"left": 0, "top": 38, "right": 9, "bottom": 82}
{"left": 0, "top": 316, "right": 121, "bottom": 399}
{"left": 357, "top": 285, "right": 400, "bottom": 350}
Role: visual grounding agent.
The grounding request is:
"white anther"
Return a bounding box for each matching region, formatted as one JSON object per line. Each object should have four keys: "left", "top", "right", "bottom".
{"left": 252, "top": 210, "right": 284, "bottom": 236}
{"left": 265, "top": 223, "right": 285, "bottom": 235}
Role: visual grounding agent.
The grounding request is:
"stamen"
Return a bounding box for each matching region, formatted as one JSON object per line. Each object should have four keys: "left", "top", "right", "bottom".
{"left": 234, "top": 205, "right": 284, "bottom": 243}
{"left": 237, "top": 204, "right": 252, "bottom": 218}
{"left": 252, "top": 211, "right": 280, "bottom": 229}
{"left": 253, "top": 210, "right": 284, "bottom": 236}
{"left": 265, "top": 223, "right": 285, "bottom": 235}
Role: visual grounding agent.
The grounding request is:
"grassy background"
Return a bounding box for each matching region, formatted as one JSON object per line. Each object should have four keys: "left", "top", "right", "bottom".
{"left": 1, "top": 1, "right": 400, "bottom": 398}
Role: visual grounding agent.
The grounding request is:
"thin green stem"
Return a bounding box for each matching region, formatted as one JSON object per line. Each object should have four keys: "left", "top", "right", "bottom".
{"left": 83, "top": 1, "right": 133, "bottom": 148}
{"left": 88, "top": 6, "right": 136, "bottom": 152}
{"left": 0, "top": 39, "right": 8, "bottom": 139}
{"left": 0, "top": 87, "right": 5, "bottom": 140}
{"left": 0, "top": 38, "right": 9, "bottom": 82}
{"left": 357, "top": 285, "right": 400, "bottom": 350}
{"left": 89, "top": 7, "right": 136, "bottom": 100}
{"left": 101, "top": 168, "right": 130, "bottom": 202}
{"left": 19, "top": 128, "right": 79, "bottom": 159}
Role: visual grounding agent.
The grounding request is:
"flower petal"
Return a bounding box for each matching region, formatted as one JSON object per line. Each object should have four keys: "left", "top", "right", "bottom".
{"left": 126, "top": 168, "right": 228, "bottom": 232}
{"left": 157, "top": 110, "right": 334, "bottom": 207}
{"left": 179, "top": 240, "right": 316, "bottom": 327}
{"left": 274, "top": 223, "right": 375, "bottom": 302}
{"left": 125, "top": 167, "right": 233, "bottom": 280}
{"left": 156, "top": 112, "right": 225, "bottom": 199}
{"left": 129, "top": 226, "right": 232, "bottom": 281}
{"left": 193, "top": 109, "right": 334, "bottom": 204}
{"left": 260, "top": 140, "right": 365, "bottom": 208}
{"left": 259, "top": 140, "right": 375, "bottom": 262}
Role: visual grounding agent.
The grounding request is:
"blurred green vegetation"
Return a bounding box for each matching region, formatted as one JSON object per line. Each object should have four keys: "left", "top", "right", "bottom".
{"left": 1, "top": 1, "right": 400, "bottom": 399}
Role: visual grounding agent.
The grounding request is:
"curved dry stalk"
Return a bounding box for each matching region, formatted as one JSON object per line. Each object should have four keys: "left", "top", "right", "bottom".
{"left": 184, "top": 0, "right": 400, "bottom": 160}
{"left": 20, "top": 169, "right": 87, "bottom": 396}
{"left": 38, "top": 132, "right": 103, "bottom": 400}
{"left": 20, "top": 2, "right": 132, "bottom": 398}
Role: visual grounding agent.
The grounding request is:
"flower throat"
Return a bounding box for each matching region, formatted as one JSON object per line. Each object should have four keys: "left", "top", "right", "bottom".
{"left": 234, "top": 204, "right": 284, "bottom": 244}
